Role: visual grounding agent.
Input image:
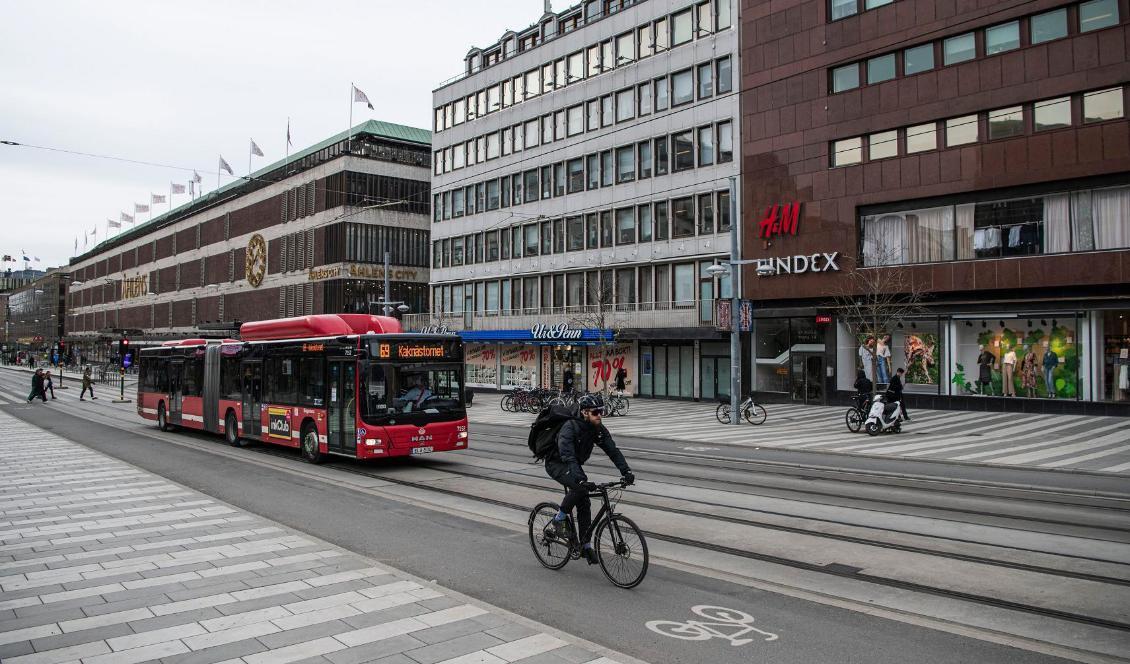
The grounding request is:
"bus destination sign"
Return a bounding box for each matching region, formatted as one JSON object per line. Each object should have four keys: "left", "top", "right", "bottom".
{"left": 375, "top": 341, "right": 457, "bottom": 361}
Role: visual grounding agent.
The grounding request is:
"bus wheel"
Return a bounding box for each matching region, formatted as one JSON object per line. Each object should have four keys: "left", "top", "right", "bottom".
{"left": 157, "top": 404, "right": 171, "bottom": 432}
{"left": 225, "top": 412, "right": 242, "bottom": 447}
{"left": 300, "top": 422, "right": 324, "bottom": 464}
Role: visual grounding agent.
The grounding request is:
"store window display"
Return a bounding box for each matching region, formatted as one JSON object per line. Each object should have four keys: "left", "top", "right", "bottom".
{"left": 837, "top": 320, "right": 941, "bottom": 394}
{"left": 952, "top": 317, "right": 1080, "bottom": 398}
{"left": 1100, "top": 311, "right": 1130, "bottom": 402}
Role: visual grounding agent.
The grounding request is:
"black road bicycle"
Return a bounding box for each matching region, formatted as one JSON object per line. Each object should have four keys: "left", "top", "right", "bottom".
{"left": 527, "top": 480, "right": 649, "bottom": 589}
{"left": 845, "top": 392, "right": 871, "bottom": 433}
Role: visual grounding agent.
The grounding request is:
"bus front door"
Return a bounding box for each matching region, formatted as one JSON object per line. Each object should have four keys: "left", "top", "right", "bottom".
{"left": 241, "top": 362, "right": 263, "bottom": 438}
{"left": 327, "top": 360, "right": 357, "bottom": 456}
{"left": 168, "top": 360, "right": 184, "bottom": 425}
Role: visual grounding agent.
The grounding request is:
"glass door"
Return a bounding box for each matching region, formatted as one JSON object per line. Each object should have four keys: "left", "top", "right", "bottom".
{"left": 328, "top": 360, "right": 357, "bottom": 455}
{"left": 241, "top": 361, "right": 262, "bottom": 437}
{"left": 791, "top": 353, "right": 825, "bottom": 404}
{"left": 169, "top": 360, "right": 184, "bottom": 424}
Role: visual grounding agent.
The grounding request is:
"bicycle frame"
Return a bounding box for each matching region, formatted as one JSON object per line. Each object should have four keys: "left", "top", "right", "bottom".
{"left": 565, "top": 485, "right": 623, "bottom": 555}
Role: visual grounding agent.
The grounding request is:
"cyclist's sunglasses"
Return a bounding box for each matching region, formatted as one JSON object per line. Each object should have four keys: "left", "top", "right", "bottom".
{"left": 583, "top": 408, "right": 604, "bottom": 416}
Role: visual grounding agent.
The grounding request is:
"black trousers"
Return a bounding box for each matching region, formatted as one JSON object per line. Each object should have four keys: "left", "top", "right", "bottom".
{"left": 81, "top": 385, "right": 95, "bottom": 398}
{"left": 27, "top": 388, "right": 46, "bottom": 402}
{"left": 544, "top": 459, "right": 591, "bottom": 543}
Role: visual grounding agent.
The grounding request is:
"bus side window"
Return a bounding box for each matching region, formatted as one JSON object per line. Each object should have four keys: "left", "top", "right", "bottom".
{"left": 368, "top": 365, "right": 387, "bottom": 414}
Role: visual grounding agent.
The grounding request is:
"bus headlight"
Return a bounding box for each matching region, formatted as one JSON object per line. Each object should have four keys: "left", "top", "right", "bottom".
{"left": 457, "top": 431, "right": 468, "bottom": 439}
{"left": 365, "top": 438, "right": 382, "bottom": 447}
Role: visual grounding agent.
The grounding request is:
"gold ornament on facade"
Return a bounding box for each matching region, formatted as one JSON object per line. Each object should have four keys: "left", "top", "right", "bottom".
{"left": 245, "top": 233, "right": 267, "bottom": 287}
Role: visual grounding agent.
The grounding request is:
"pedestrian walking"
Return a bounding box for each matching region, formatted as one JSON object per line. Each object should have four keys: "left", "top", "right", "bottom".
{"left": 26, "top": 369, "right": 48, "bottom": 403}
{"left": 888, "top": 367, "right": 910, "bottom": 421}
{"left": 43, "top": 371, "right": 56, "bottom": 400}
{"left": 1020, "top": 346, "right": 1038, "bottom": 398}
{"left": 80, "top": 366, "right": 96, "bottom": 400}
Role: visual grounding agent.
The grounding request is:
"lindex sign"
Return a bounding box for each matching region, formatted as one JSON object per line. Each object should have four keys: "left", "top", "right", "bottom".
{"left": 752, "top": 200, "right": 841, "bottom": 276}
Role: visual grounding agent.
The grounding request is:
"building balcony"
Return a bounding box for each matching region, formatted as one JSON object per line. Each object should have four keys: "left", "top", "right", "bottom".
{"left": 401, "top": 300, "right": 719, "bottom": 333}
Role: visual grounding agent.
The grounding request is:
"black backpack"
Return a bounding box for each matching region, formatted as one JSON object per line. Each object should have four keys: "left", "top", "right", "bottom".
{"left": 528, "top": 405, "right": 575, "bottom": 461}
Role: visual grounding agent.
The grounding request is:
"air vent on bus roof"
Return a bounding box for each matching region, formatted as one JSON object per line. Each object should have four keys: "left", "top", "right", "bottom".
{"left": 238, "top": 314, "right": 401, "bottom": 342}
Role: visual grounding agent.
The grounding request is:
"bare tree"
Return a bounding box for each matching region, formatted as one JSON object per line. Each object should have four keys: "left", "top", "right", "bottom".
{"left": 568, "top": 275, "right": 624, "bottom": 395}
{"left": 831, "top": 250, "right": 930, "bottom": 388}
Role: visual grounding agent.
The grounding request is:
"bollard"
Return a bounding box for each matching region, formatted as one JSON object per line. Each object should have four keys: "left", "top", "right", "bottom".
{"left": 112, "top": 366, "right": 132, "bottom": 403}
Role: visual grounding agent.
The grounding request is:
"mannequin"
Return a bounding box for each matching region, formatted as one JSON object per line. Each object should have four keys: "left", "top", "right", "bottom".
{"left": 976, "top": 344, "right": 996, "bottom": 396}
{"left": 1002, "top": 345, "right": 1017, "bottom": 397}
{"left": 1020, "top": 345, "right": 1038, "bottom": 398}
{"left": 1042, "top": 343, "right": 1059, "bottom": 398}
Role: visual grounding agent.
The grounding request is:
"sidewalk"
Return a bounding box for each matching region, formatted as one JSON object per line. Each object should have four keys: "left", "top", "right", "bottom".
{"left": 470, "top": 397, "right": 1130, "bottom": 475}
{"left": 0, "top": 411, "right": 632, "bottom": 664}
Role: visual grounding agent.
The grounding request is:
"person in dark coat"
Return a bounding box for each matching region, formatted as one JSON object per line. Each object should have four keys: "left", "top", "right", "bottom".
{"left": 26, "top": 369, "right": 47, "bottom": 403}
{"left": 853, "top": 369, "right": 873, "bottom": 411}
{"left": 614, "top": 366, "right": 627, "bottom": 393}
{"left": 43, "top": 371, "right": 56, "bottom": 399}
{"left": 888, "top": 367, "right": 909, "bottom": 420}
{"left": 562, "top": 367, "right": 575, "bottom": 395}
{"left": 80, "top": 366, "right": 96, "bottom": 401}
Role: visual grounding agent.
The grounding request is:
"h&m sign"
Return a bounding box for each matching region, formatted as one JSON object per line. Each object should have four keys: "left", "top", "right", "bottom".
{"left": 758, "top": 202, "right": 801, "bottom": 239}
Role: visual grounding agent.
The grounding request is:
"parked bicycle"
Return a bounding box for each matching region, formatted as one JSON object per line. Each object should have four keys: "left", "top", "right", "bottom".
{"left": 548, "top": 389, "right": 584, "bottom": 408}
{"left": 606, "top": 392, "right": 630, "bottom": 417}
{"left": 844, "top": 392, "right": 871, "bottom": 433}
{"left": 528, "top": 479, "right": 648, "bottom": 588}
{"left": 501, "top": 387, "right": 554, "bottom": 413}
{"left": 715, "top": 396, "right": 767, "bottom": 425}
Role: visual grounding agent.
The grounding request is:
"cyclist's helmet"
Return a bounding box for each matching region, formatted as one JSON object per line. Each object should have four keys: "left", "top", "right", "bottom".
{"left": 577, "top": 393, "right": 605, "bottom": 411}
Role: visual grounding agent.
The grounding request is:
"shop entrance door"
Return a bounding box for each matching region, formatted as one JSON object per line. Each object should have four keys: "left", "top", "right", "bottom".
{"left": 791, "top": 353, "right": 824, "bottom": 404}
{"left": 700, "top": 357, "right": 731, "bottom": 402}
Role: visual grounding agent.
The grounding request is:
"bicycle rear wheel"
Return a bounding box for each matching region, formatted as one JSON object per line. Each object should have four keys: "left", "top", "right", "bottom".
{"left": 744, "top": 403, "right": 767, "bottom": 425}
{"left": 501, "top": 394, "right": 515, "bottom": 412}
{"left": 715, "top": 403, "right": 731, "bottom": 424}
{"left": 528, "top": 503, "right": 571, "bottom": 570}
{"left": 594, "top": 515, "right": 648, "bottom": 588}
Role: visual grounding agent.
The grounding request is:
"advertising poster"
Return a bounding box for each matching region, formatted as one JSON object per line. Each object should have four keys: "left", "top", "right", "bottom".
{"left": 464, "top": 343, "right": 498, "bottom": 388}
{"left": 500, "top": 345, "right": 537, "bottom": 389}
{"left": 587, "top": 342, "right": 637, "bottom": 395}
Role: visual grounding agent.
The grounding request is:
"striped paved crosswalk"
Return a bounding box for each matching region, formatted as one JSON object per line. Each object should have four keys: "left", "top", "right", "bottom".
{"left": 472, "top": 398, "right": 1130, "bottom": 475}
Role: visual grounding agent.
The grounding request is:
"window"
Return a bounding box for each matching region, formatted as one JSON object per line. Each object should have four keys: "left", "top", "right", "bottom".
{"left": 655, "top": 77, "right": 669, "bottom": 110}
{"left": 542, "top": 63, "right": 555, "bottom": 94}
{"left": 1084, "top": 87, "right": 1125, "bottom": 122}
{"left": 717, "top": 121, "right": 733, "bottom": 163}
{"left": 831, "top": 64, "right": 859, "bottom": 92}
{"left": 698, "top": 193, "right": 715, "bottom": 235}
{"left": 698, "top": 126, "right": 714, "bottom": 166}
{"left": 567, "top": 51, "right": 584, "bottom": 83}
{"left": 716, "top": 0, "right": 732, "bottom": 29}
{"left": 831, "top": 0, "right": 856, "bottom": 20}
{"left": 655, "top": 136, "right": 669, "bottom": 175}
{"left": 655, "top": 17, "right": 669, "bottom": 51}
{"left": 486, "top": 132, "right": 500, "bottom": 159}
{"left": 616, "top": 88, "right": 635, "bottom": 122}
{"left": 554, "top": 110, "right": 565, "bottom": 141}
{"left": 567, "top": 158, "right": 585, "bottom": 193}
{"left": 616, "top": 145, "right": 635, "bottom": 183}
{"left": 501, "top": 176, "right": 510, "bottom": 208}
{"left": 567, "top": 216, "right": 584, "bottom": 251}
{"left": 600, "top": 211, "right": 614, "bottom": 247}
{"left": 587, "top": 100, "right": 600, "bottom": 131}
{"left": 832, "top": 136, "right": 862, "bottom": 166}
{"left": 587, "top": 44, "right": 601, "bottom": 77}
{"left": 601, "top": 40, "right": 614, "bottom": 72}
{"left": 718, "top": 190, "right": 731, "bottom": 231}
{"left": 600, "top": 150, "right": 614, "bottom": 187}
{"left": 452, "top": 236, "right": 464, "bottom": 265}
{"left": 716, "top": 56, "right": 732, "bottom": 94}
{"left": 639, "top": 83, "right": 653, "bottom": 115}
{"left": 674, "top": 264, "right": 695, "bottom": 305}
{"left": 865, "top": 0, "right": 893, "bottom": 7}
{"left": 639, "top": 205, "right": 654, "bottom": 242}
{"left": 616, "top": 31, "right": 635, "bottom": 65}
{"left": 1031, "top": 8, "right": 1068, "bottom": 43}
{"left": 673, "top": 130, "right": 695, "bottom": 171}
{"left": 672, "top": 69, "right": 693, "bottom": 105}
{"left": 943, "top": 33, "right": 975, "bottom": 65}
{"left": 487, "top": 231, "right": 499, "bottom": 261}
{"left": 869, "top": 130, "right": 897, "bottom": 159}
{"left": 524, "top": 119, "right": 539, "bottom": 148}
{"left": 524, "top": 170, "right": 539, "bottom": 203}
{"left": 988, "top": 106, "right": 1024, "bottom": 139}
{"left": 501, "top": 127, "right": 512, "bottom": 155}
{"left": 672, "top": 197, "right": 695, "bottom": 237}
{"left": 566, "top": 105, "right": 583, "bottom": 137}
{"left": 867, "top": 54, "right": 896, "bottom": 83}
{"left": 586, "top": 213, "right": 599, "bottom": 249}
{"left": 1080, "top": 0, "right": 1119, "bottom": 32}
{"left": 638, "top": 141, "right": 653, "bottom": 178}
{"left": 545, "top": 165, "right": 557, "bottom": 197}
{"left": 1035, "top": 97, "right": 1071, "bottom": 131}
{"left": 903, "top": 43, "right": 934, "bottom": 75}
{"left": 524, "top": 224, "right": 539, "bottom": 256}
{"left": 655, "top": 201, "right": 669, "bottom": 240}
{"left": 985, "top": 21, "right": 1020, "bottom": 55}
{"left": 946, "top": 115, "right": 978, "bottom": 146}
{"left": 672, "top": 9, "right": 693, "bottom": 45}
{"left": 511, "top": 227, "right": 522, "bottom": 258}
{"left": 638, "top": 25, "right": 653, "bottom": 59}
{"left": 906, "top": 123, "right": 937, "bottom": 152}
{"left": 587, "top": 153, "right": 600, "bottom": 189}
{"left": 697, "top": 62, "right": 714, "bottom": 98}
{"left": 487, "top": 85, "right": 500, "bottom": 113}
{"left": 601, "top": 95, "right": 614, "bottom": 127}
{"left": 616, "top": 208, "right": 636, "bottom": 244}
{"left": 697, "top": 2, "right": 712, "bottom": 36}
{"left": 553, "top": 218, "right": 564, "bottom": 254}
{"left": 452, "top": 189, "right": 465, "bottom": 216}
{"left": 486, "top": 179, "right": 500, "bottom": 210}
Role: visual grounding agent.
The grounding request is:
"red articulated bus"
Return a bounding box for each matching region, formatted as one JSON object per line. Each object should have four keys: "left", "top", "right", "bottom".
{"left": 136, "top": 314, "right": 468, "bottom": 462}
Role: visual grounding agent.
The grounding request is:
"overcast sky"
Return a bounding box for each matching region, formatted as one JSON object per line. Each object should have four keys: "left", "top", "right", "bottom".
{"left": 0, "top": 0, "right": 540, "bottom": 270}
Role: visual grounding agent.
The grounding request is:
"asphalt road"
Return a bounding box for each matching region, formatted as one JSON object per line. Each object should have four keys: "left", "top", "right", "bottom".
{"left": 1, "top": 398, "right": 1078, "bottom": 664}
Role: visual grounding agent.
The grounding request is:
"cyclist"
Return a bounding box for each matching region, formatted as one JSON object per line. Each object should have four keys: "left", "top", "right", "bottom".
{"left": 545, "top": 394, "right": 635, "bottom": 564}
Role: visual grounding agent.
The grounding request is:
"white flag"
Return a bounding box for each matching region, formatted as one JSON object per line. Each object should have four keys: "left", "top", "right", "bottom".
{"left": 134, "top": 203, "right": 149, "bottom": 213}
{"left": 192, "top": 170, "right": 202, "bottom": 183}
{"left": 250, "top": 139, "right": 264, "bottom": 157}
{"left": 74, "top": 237, "right": 78, "bottom": 253}
{"left": 218, "top": 156, "right": 233, "bottom": 175}
{"left": 108, "top": 219, "right": 121, "bottom": 229}
{"left": 120, "top": 212, "right": 134, "bottom": 223}
{"left": 89, "top": 226, "right": 97, "bottom": 236}
{"left": 151, "top": 193, "right": 166, "bottom": 204}
{"left": 171, "top": 183, "right": 186, "bottom": 194}
{"left": 353, "top": 85, "right": 374, "bottom": 110}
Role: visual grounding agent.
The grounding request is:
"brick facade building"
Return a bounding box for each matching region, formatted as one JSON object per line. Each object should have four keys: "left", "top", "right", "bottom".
{"left": 66, "top": 121, "right": 433, "bottom": 359}
{"left": 740, "top": 0, "right": 1130, "bottom": 411}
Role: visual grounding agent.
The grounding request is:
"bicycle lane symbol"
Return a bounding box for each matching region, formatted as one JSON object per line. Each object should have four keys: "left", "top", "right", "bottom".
{"left": 646, "top": 605, "right": 779, "bottom": 647}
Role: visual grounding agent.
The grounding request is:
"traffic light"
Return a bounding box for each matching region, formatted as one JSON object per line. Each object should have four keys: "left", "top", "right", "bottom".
{"left": 118, "top": 338, "right": 129, "bottom": 359}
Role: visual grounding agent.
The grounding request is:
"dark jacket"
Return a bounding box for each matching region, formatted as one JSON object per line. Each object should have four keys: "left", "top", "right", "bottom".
{"left": 853, "top": 374, "right": 873, "bottom": 394}
{"left": 31, "top": 373, "right": 44, "bottom": 391}
{"left": 555, "top": 417, "right": 630, "bottom": 483}
{"left": 615, "top": 368, "right": 627, "bottom": 391}
{"left": 888, "top": 374, "right": 904, "bottom": 397}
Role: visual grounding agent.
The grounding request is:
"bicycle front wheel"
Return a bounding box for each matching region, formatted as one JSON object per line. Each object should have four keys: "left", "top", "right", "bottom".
{"left": 845, "top": 408, "right": 864, "bottom": 433}
{"left": 594, "top": 515, "right": 648, "bottom": 588}
{"left": 528, "top": 503, "right": 571, "bottom": 570}
{"left": 744, "top": 403, "right": 767, "bottom": 425}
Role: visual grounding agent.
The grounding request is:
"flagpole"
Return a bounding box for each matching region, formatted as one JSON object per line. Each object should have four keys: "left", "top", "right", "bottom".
{"left": 348, "top": 83, "right": 353, "bottom": 155}
{"left": 285, "top": 118, "right": 290, "bottom": 176}
{"left": 248, "top": 142, "right": 252, "bottom": 176}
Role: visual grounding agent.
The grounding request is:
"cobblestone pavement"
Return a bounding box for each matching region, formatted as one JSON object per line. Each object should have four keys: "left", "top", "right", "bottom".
{"left": 472, "top": 396, "right": 1130, "bottom": 474}
{"left": 0, "top": 411, "right": 633, "bottom": 664}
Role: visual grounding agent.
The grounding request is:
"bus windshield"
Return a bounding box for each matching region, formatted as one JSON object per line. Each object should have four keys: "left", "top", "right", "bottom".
{"left": 362, "top": 362, "right": 464, "bottom": 421}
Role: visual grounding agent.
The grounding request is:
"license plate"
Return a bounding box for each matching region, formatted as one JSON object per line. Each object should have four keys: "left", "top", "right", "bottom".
{"left": 410, "top": 446, "right": 434, "bottom": 455}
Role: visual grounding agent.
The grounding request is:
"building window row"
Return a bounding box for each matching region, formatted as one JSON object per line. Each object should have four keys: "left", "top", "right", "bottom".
{"left": 432, "top": 120, "right": 733, "bottom": 222}
{"left": 432, "top": 190, "right": 731, "bottom": 270}
{"left": 437, "top": 0, "right": 732, "bottom": 133}
{"left": 323, "top": 171, "right": 431, "bottom": 216}
{"left": 829, "top": 0, "right": 896, "bottom": 21}
{"left": 434, "top": 55, "right": 732, "bottom": 176}
{"left": 831, "top": 86, "right": 1126, "bottom": 167}
{"left": 281, "top": 182, "right": 317, "bottom": 223}
{"left": 860, "top": 182, "right": 1130, "bottom": 267}
{"left": 830, "top": 0, "right": 1121, "bottom": 93}
{"left": 323, "top": 222, "right": 431, "bottom": 268}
